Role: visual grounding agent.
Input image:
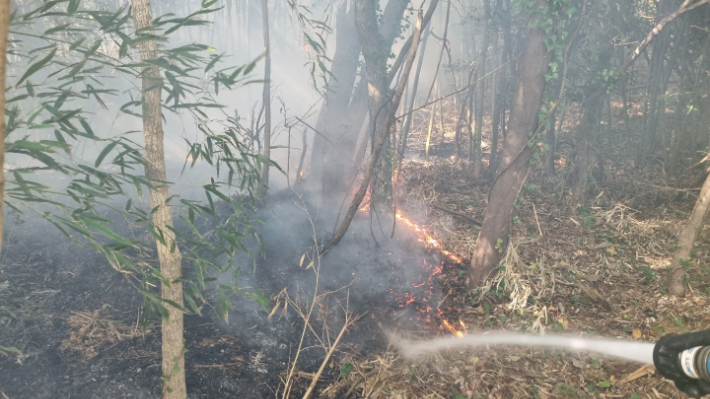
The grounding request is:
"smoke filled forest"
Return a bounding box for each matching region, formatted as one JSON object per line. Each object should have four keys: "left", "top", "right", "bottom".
{"left": 2, "top": 0, "right": 710, "bottom": 397}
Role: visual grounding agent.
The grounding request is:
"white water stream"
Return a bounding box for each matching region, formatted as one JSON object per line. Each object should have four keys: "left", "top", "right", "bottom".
{"left": 397, "top": 332, "right": 656, "bottom": 364}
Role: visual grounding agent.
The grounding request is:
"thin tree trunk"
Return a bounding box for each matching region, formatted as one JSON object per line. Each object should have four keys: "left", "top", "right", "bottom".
{"left": 260, "top": 0, "right": 271, "bottom": 193}
{"left": 490, "top": 0, "right": 506, "bottom": 173}
{"left": 545, "top": 105, "right": 557, "bottom": 175}
{"left": 473, "top": 0, "right": 491, "bottom": 178}
{"left": 0, "top": 0, "right": 8, "bottom": 255}
{"left": 425, "top": 101, "right": 436, "bottom": 159}
{"left": 398, "top": 22, "right": 432, "bottom": 170}
{"left": 468, "top": 0, "right": 552, "bottom": 286}
{"left": 131, "top": 1, "right": 186, "bottom": 397}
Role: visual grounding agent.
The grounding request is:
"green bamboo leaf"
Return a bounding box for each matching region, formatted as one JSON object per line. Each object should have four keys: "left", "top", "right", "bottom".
{"left": 69, "top": 36, "right": 85, "bottom": 51}
{"left": 162, "top": 299, "right": 188, "bottom": 313}
{"left": 44, "top": 23, "right": 71, "bottom": 36}
{"left": 80, "top": 219, "right": 133, "bottom": 247}
{"left": 57, "top": 217, "right": 93, "bottom": 238}
{"left": 16, "top": 47, "right": 57, "bottom": 87}
{"left": 184, "top": 294, "right": 201, "bottom": 315}
{"left": 95, "top": 140, "right": 119, "bottom": 167}
{"left": 25, "top": 81, "right": 34, "bottom": 97}
{"left": 79, "top": 118, "right": 95, "bottom": 136}
{"left": 67, "top": 0, "right": 80, "bottom": 14}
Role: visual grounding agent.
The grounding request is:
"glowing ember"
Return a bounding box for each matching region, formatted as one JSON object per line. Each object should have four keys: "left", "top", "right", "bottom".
{"left": 359, "top": 189, "right": 371, "bottom": 212}
{"left": 395, "top": 213, "right": 463, "bottom": 263}
{"left": 442, "top": 319, "right": 467, "bottom": 338}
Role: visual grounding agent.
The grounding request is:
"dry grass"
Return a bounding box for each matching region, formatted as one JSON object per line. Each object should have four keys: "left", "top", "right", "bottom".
{"left": 59, "top": 305, "right": 142, "bottom": 360}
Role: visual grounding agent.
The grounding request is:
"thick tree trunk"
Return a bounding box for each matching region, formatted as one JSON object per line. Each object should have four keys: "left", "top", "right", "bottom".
{"left": 310, "top": 1, "right": 360, "bottom": 192}
{"left": 260, "top": 0, "right": 271, "bottom": 193}
{"left": 468, "top": 0, "right": 552, "bottom": 287}
{"left": 668, "top": 169, "right": 710, "bottom": 296}
{"left": 0, "top": 0, "right": 9, "bottom": 256}
{"left": 131, "top": 1, "right": 186, "bottom": 397}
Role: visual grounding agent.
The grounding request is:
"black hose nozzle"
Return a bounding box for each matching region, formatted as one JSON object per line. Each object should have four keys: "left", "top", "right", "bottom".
{"left": 654, "top": 330, "right": 710, "bottom": 398}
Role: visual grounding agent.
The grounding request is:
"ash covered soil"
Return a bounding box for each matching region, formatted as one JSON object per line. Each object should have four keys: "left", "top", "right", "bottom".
{"left": 0, "top": 192, "right": 449, "bottom": 399}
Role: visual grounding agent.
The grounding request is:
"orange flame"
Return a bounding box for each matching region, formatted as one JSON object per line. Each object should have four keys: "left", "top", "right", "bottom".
{"left": 395, "top": 213, "right": 463, "bottom": 263}
{"left": 442, "top": 319, "right": 467, "bottom": 338}
{"left": 359, "top": 190, "right": 371, "bottom": 212}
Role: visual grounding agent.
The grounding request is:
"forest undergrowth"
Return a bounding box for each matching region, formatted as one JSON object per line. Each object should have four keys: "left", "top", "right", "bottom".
{"left": 320, "top": 101, "right": 710, "bottom": 399}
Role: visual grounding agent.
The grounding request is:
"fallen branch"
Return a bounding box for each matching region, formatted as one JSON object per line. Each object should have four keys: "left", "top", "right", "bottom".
{"left": 429, "top": 204, "right": 481, "bottom": 226}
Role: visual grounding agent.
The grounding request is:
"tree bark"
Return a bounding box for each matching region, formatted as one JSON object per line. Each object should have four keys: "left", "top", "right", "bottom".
{"left": 131, "top": 1, "right": 186, "bottom": 397}
{"left": 468, "top": 0, "right": 552, "bottom": 287}
{"left": 259, "top": 0, "right": 271, "bottom": 193}
{"left": 310, "top": 1, "right": 360, "bottom": 192}
{"left": 0, "top": 0, "right": 9, "bottom": 256}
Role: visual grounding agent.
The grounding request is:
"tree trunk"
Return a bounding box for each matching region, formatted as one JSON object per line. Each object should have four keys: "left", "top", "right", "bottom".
{"left": 310, "top": 1, "right": 360, "bottom": 193}
{"left": 473, "top": 0, "right": 491, "bottom": 178}
{"left": 468, "top": 0, "right": 552, "bottom": 287}
{"left": 131, "top": 1, "right": 186, "bottom": 397}
{"left": 490, "top": 0, "right": 512, "bottom": 173}
{"left": 0, "top": 0, "right": 9, "bottom": 256}
{"left": 260, "top": 0, "right": 271, "bottom": 193}
{"left": 668, "top": 169, "right": 710, "bottom": 296}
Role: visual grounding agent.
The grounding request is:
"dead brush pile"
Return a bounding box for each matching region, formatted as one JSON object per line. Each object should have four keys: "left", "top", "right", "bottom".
{"left": 60, "top": 305, "right": 142, "bottom": 360}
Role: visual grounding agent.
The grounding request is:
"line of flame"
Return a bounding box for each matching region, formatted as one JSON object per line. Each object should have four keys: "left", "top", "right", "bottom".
{"left": 395, "top": 213, "right": 463, "bottom": 263}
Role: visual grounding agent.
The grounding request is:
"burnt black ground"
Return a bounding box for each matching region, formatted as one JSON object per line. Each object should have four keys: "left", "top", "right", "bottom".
{"left": 0, "top": 192, "right": 445, "bottom": 398}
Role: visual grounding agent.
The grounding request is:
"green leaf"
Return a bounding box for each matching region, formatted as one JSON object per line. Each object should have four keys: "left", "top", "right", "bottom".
{"left": 68, "top": 0, "right": 80, "bottom": 14}
{"left": 95, "top": 140, "right": 119, "bottom": 167}
{"left": 44, "top": 23, "right": 71, "bottom": 36}
{"left": 82, "top": 218, "right": 133, "bottom": 246}
{"left": 340, "top": 363, "right": 353, "bottom": 378}
{"left": 0, "top": 345, "right": 22, "bottom": 356}
{"left": 17, "top": 47, "right": 57, "bottom": 87}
